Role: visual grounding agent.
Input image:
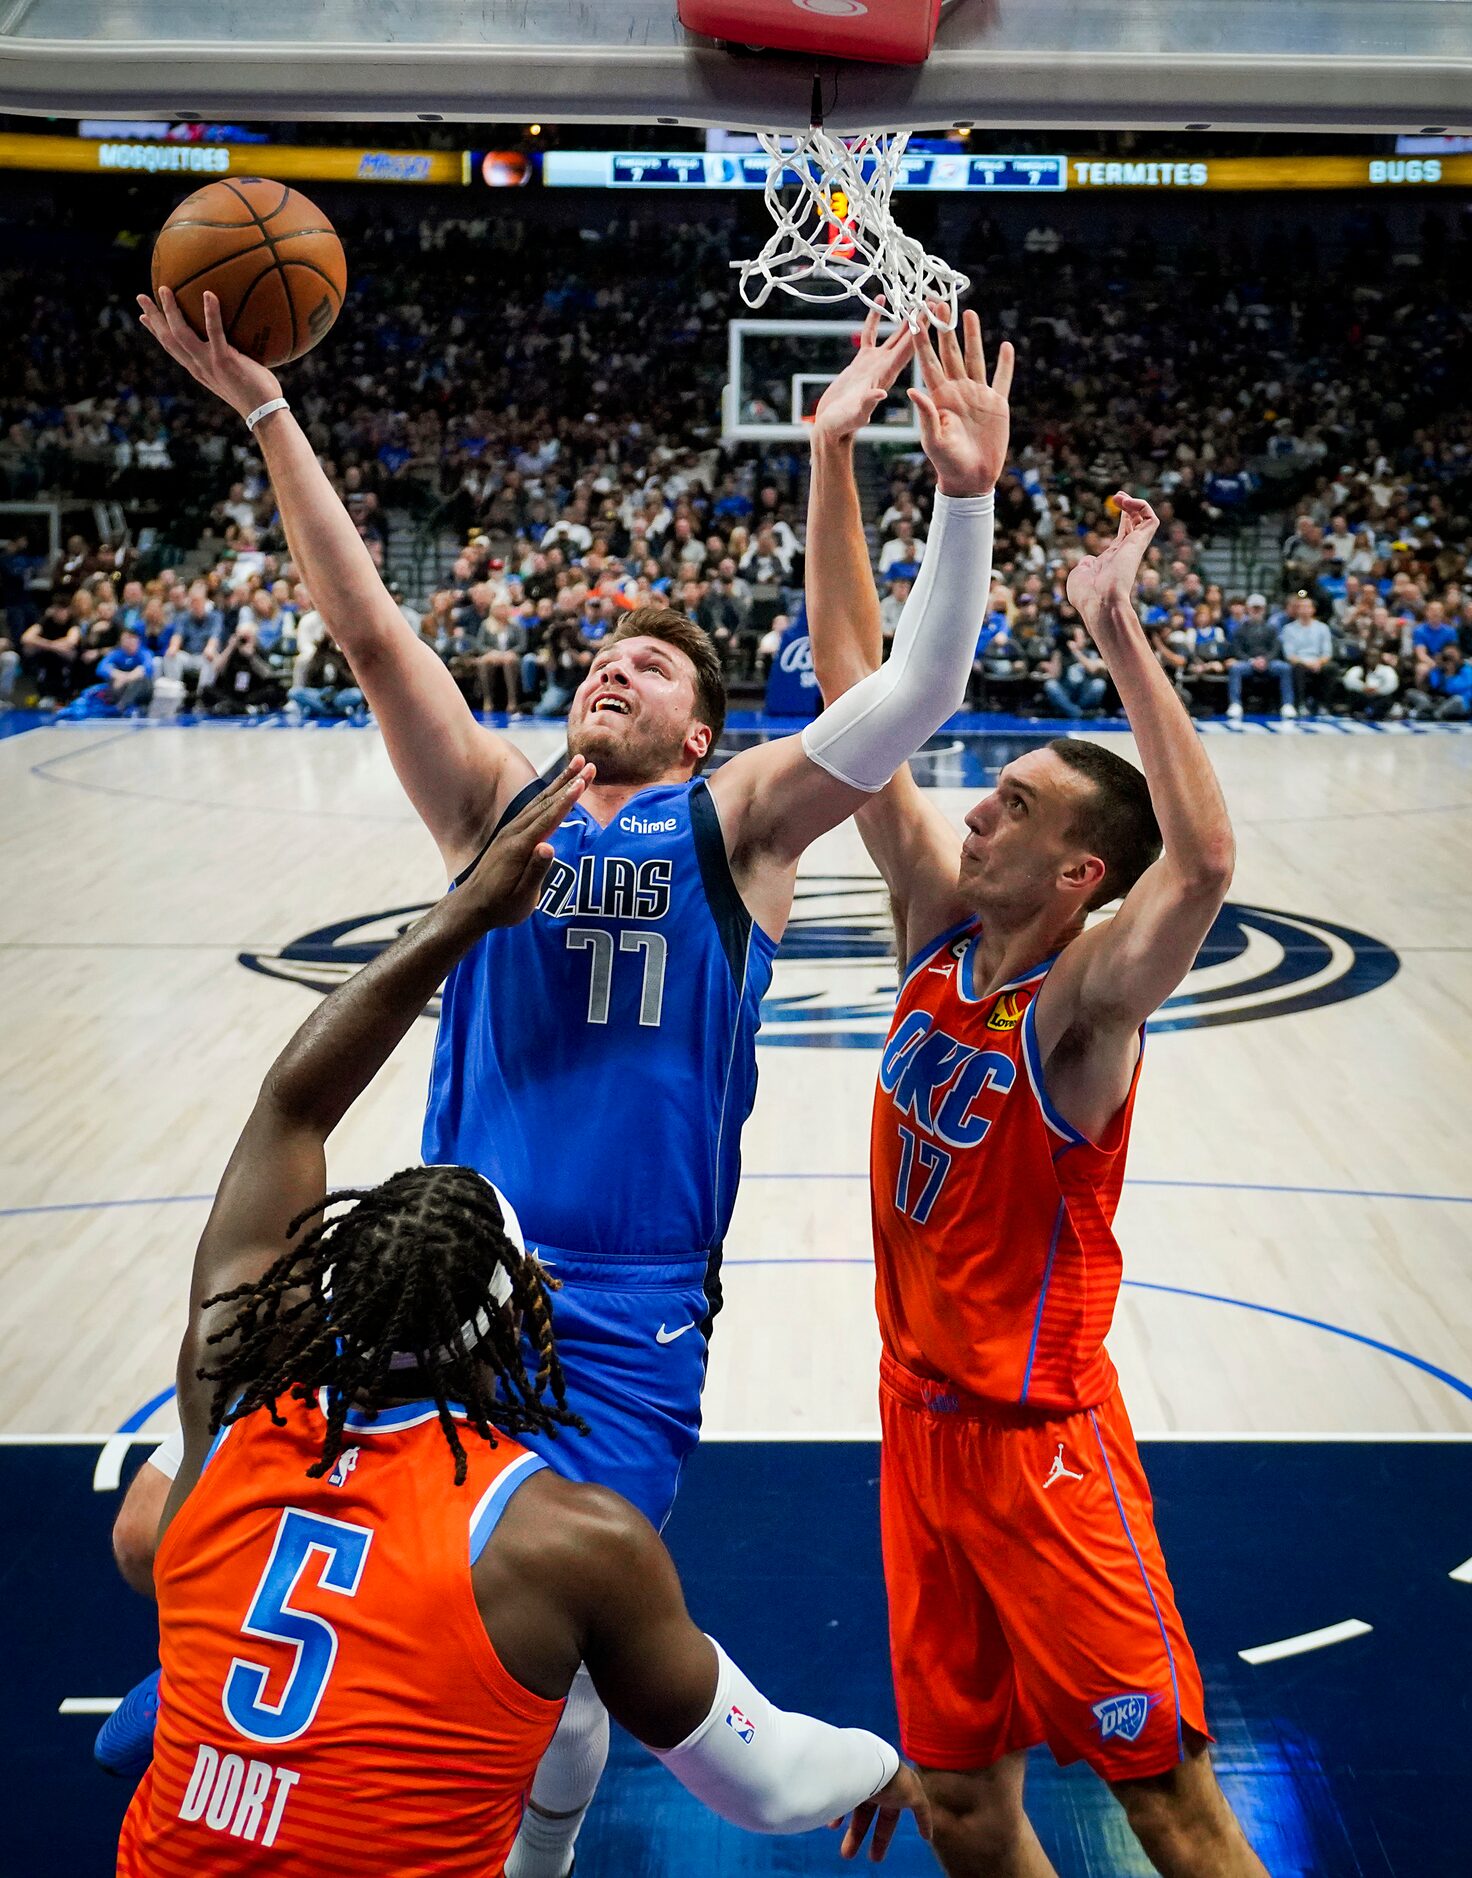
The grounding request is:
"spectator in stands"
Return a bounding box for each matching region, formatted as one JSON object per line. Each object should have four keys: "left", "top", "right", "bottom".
{"left": 1228, "top": 597, "right": 1295, "bottom": 720}
{"left": 476, "top": 602, "right": 528, "bottom": 715}
{"left": 739, "top": 525, "right": 791, "bottom": 641}
{"left": 879, "top": 576, "right": 911, "bottom": 651}
{"left": 289, "top": 634, "right": 365, "bottom": 722}
{"left": 210, "top": 619, "right": 284, "bottom": 716}
{"left": 878, "top": 519, "right": 925, "bottom": 578}
{"left": 162, "top": 590, "right": 221, "bottom": 705}
{"left": 1281, "top": 516, "right": 1325, "bottom": 588}
{"left": 1405, "top": 644, "right": 1472, "bottom": 721}
{"left": 1281, "top": 592, "right": 1336, "bottom": 716}
{"left": 1041, "top": 624, "right": 1107, "bottom": 719}
{"left": 532, "top": 618, "right": 591, "bottom": 718}
{"left": 21, "top": 597, "right": 81, "bottom": 704}
{"left": 1342, "top": 644, "right": 1401, "bottom": 720}
{"left": 1412, "top": 601, "right": 1459, "bottom": 683}
{"left": 95, "top": 624, "right": 155, "bottom": 715}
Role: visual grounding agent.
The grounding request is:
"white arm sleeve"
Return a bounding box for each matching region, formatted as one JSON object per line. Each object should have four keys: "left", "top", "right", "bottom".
{"left": 801, "top": 489, "right": 995, "bottom": 792}
{"left": 149, "top": 1422, "right": 185, "bottom": 1481}
{"left": 651, "top": 1640, "right": 899, "bottom": 1836}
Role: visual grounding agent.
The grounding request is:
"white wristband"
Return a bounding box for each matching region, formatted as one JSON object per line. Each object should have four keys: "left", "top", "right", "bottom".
{"left": 244, "top": 398, "right": 289, "bottom": 433}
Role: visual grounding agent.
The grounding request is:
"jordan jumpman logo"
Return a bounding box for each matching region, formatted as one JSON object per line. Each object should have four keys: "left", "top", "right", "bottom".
{"left": 1043, "top": 1443, "right": 1084, "bottom": 1490}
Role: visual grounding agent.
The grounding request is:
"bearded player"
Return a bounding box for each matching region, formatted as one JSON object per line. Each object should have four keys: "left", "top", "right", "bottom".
{"left": 117, "top": 288, "right": 1005, "bottom": 1874}
{"left": 804, "top": 319, "right": 1269, "bottom": 1877}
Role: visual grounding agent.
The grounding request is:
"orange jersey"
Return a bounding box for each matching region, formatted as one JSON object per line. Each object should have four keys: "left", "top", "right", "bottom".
{"left": 871, "top": 922, "right": 1142, "bottom": 1411}
{"left": 117, "top": 1393, "right": 563, "bottom": 1878}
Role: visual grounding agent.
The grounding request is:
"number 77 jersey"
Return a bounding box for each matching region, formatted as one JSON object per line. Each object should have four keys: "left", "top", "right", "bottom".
{"left": 871, "top": 922, "right": 1143, "bottom": 1413}
{"left": 424, "top": 778, "right": 777, "bottom": 1261}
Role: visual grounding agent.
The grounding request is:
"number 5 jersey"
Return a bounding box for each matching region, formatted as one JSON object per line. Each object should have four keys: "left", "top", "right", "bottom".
{"left": 115, "top": 1395, "right": 562, "bottom": 1877}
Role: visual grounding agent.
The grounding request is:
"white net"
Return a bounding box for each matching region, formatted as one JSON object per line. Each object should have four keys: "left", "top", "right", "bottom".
{"left": 732, "top": 127, "right": 970, "bottom": 330}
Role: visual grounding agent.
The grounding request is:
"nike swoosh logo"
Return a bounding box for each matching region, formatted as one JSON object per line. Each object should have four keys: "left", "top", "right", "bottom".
{"left": 656, "top": 1322, "right": 696, "bottom": 1345}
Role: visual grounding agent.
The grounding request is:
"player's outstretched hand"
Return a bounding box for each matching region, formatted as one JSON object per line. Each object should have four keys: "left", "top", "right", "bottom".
{"left": 909, "top": 305, "right": 1013, "bottom": 500}
{"left": 1065, "top": 491, "right": 1161, "bottom": 632}
{"left": 811, "top": 303, "right": 918, "bottom": 444}
{"left": 462, "top": 757, "right": 595, "bottom": 928}
{"left": 136, "top": 286, "right": 282, "bottom": 424}
{"left": 830, "top": 1762, "right": 932, "bottom": 1863}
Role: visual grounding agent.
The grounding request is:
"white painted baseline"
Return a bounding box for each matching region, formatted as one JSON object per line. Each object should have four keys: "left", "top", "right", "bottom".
{"left": 1238, "top": 1618, "right": 1372, "bottom": 1665}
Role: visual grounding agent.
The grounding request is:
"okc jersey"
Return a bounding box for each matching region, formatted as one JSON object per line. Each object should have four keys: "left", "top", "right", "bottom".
{"left": 116, "top": 1395, "right": 561, "bottom": 1878}
{"left": 871, "top": 922, "right": 1143, "bottom": 1411}
{"left": 424, "top": 777, "right": 777, "bottom": 1262}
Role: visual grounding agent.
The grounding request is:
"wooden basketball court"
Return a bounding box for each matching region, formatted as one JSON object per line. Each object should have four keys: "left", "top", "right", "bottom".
{"left": 2, "top": 713, "right": 1469, "bottom": 1442}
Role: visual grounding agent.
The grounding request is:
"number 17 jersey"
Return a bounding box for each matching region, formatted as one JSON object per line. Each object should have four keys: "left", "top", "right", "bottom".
{"left": 424, "top": 778, "right": 778, "bottom": 1261}
{"left": 871, "top": 922, "right": 1143, "bottom": 1413}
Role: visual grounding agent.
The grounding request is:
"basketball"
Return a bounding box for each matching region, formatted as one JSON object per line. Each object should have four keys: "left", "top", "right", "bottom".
{"left": 151, "top": 179, "right": 347, "bottom": 369}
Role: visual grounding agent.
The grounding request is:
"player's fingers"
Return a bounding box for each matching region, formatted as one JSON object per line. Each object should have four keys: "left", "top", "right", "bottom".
{"left": 908, "top": 388, "right": 941, "bottom": 439}
{"left": 860, "top": 303, "right": 882, "bottom": 350}
{"left": 840, "top": 1805, "right": 873, "bottom": 1859}
{"left": 157, "top": 285, "right": 197, "bottom": 352}
{"left": 912, "top": 325, "right": 944, "bottom": 394}
{"left": 962, "top": 309, "right": 987, "bottom": 384}
{"left": 911, "top": 1789, "right": 934, "bottom": 1841}
{"left": 867, "top": 1806, "right": 900, "bottom": 1862}
{"left": 876, "top": 324, "right": 917, "bottom": 385}
{"left": 991, "top": 338, "right": 1015, "bottom": 403}
{"left": 506, "top": 757, "right": 591, "bottom": 840}
{"left": 937, "top": 310, "right": 965, "bottom": 380}
{"left": 202, "top": 290, "right": 229, "bottom": 359}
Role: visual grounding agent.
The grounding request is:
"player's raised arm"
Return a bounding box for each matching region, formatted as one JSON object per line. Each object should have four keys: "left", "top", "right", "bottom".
{"left": 528, "top": 1482, "right": 930, "bottom": 1860}
{"left": 1036, "top": 496, "right": 1235, "bottom": 1068}
{"left": 803, "top": 310, "right": 997, "bottom": 962}
{"left": 137, "top": 287, "right": 532, "bottom": 870}
{"left": 707, "top": 312, "right": 1012, "bottom": 933}
{"left": 172, "top": 762, "right": 593, "bottom": 1474}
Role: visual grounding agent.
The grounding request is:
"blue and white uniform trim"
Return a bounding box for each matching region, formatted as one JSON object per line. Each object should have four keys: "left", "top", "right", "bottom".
{"left": 1088, "top": 1409, "right": 1185, "bottom": 1762}
{"left": 1020, "top": 987, "right": 1089, "bottom": 1145}
{"left": 468, "top": 1451, "right": 549, "bottom": 1564}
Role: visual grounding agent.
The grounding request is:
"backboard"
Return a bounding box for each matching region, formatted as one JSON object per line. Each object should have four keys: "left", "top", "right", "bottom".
{"left": 724, "top": 319, "right": 922, "bottom": 446}
{"left": 0, "top": 2, "right": 1468, "bottom": 132}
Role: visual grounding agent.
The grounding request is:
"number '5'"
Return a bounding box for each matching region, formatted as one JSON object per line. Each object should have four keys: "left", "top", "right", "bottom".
{"left": 223, "top": 1509, "right": 372, "bottom": 1745}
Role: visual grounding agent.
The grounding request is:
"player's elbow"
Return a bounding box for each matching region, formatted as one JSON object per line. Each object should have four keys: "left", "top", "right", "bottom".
{"left": 112, "top": 1482, "right": 166, "bottom": 1598}
{"left": 1167, "top": 827, "right": 1235, "bottom": 900}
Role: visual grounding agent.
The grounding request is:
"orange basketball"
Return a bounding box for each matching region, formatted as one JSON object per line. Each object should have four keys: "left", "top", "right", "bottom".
{"left": 151, "top": 179, "right": 347, "bottom": 369}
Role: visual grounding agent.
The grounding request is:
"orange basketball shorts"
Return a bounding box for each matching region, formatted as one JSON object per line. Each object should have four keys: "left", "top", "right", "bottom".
{"left": 878, "top": 1351, "right": 1210, "bottom": 1781}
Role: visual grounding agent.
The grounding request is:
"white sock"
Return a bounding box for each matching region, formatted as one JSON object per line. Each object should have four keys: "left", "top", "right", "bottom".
{"left": 505, "top": 1667, "right": 609, "bottom": 1878}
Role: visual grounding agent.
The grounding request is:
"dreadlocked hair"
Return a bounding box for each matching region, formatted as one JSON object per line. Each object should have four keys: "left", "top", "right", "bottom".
{"left": 197, "top": 1164, "right": 585, "bottom": 1487}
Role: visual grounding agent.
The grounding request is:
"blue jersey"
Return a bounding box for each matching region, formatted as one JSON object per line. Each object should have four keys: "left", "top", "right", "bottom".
{"left": 424, "top": 776, "right": 777, "bottom": 1263}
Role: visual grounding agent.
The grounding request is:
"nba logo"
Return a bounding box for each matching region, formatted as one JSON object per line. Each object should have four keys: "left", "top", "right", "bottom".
{"left": 724, "top": 1704, "right": 757, "bottom": 1745}
{"left": 328, "top": 1446, "right": 361, "bottom": 1488}
{"left": 1091, "top": 1693, "right": 1152, "bottom": 1743}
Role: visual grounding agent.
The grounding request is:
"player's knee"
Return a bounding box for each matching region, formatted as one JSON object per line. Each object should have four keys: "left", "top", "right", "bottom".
{"left": 920, "top": 1765, "right": 1029, "bottom": 1865}
{"left": 1111, "top": 1737, "right": 1234, "bottom": 1872}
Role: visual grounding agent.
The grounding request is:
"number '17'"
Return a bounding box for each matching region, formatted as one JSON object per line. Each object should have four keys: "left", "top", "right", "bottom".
{"left": 894, "top": 1126, "right": 952, "bottom": 1225}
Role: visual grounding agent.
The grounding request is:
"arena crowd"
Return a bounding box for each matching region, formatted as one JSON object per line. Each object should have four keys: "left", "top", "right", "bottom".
{"left": 2, "top": 199, "right": 1469, "bottom": 724}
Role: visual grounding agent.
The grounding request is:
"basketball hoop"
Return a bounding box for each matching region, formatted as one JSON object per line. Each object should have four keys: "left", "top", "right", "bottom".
{"left": 733, "top": 123, "right": 969, "bottom": 330}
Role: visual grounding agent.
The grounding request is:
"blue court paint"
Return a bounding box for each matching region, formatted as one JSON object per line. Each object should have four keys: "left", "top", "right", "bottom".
{"left": 0, "top": 708, "right": 50, "bottom": 741}
{"left": 9, "top": 1440, "right": 1470, "bottom": 1876}
{"left": 115, "top": 1387, "right": 178, "bottom": 1436}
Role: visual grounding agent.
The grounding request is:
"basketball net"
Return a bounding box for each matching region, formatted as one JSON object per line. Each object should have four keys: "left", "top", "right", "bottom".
{"left": 733, "top": 126, "right": 969, "bottom": 329}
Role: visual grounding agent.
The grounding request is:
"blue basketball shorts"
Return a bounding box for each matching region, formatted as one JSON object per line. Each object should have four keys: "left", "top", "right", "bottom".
{"left": 513, "top": 1245, "right": 716, "bottom": 1530}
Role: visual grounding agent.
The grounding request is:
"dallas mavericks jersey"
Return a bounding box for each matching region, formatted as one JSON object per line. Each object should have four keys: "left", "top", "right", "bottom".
{"left": 424, "top": 777, "right": 778, "bottom": 1260}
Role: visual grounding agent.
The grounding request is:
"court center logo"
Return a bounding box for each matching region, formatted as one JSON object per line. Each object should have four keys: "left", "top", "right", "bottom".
{"left": 239, "top": 881, "right": 1398, "bottom": 1049}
